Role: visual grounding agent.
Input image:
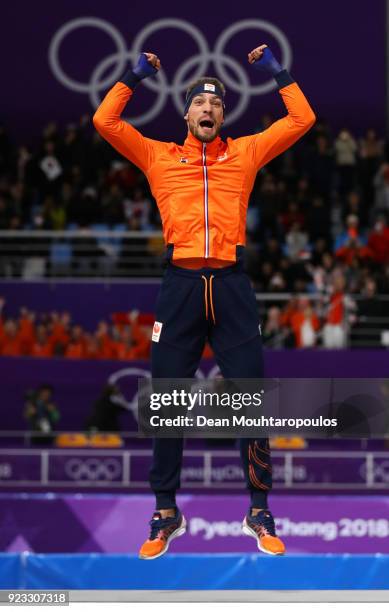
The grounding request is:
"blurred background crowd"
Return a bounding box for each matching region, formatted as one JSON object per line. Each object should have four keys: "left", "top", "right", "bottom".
{"left": 0, "top": 299, "right": 152, "bottom": 359}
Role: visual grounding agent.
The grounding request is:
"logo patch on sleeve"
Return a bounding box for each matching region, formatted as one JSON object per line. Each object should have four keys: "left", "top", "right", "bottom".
{"left": 152, "top": 321, "right": 163, "bottom": 342}
{"left": 204, "top": 83, "right": 216, "bottom": 92}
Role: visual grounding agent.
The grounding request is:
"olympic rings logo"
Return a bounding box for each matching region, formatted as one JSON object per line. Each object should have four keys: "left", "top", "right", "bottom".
{"left": 360, "top": 460, "right": 389, "bottom": 484}
{"left": 48, "top": 17, "right": 292, "bottom": 126}
{"left": 65, "top": 457, "right": 122, "bottom": 481}
{"left": 106, "top": 366, "right": 219, "bottom": 422}
{"left": 108, "top": 367, "right": 151, "bottom": 420}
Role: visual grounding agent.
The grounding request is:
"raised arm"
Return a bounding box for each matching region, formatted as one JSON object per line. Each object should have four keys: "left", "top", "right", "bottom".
{"left": 238, "top": 45, "right": 316, "bottom": 169}
{"left": 93, "top": 53, "right": 162, "bottom": 174}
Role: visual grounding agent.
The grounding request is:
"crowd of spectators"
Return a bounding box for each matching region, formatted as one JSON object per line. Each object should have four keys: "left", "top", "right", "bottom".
{"left": 0, "top": 116, "right": 165, "bottom": 277}
{"left": 0, "top": 298, "right": 152, "bottom": 360}
{"left": 0, "top": 117, "right": 158, "bottom": 232}
{"left": 1, "top": 111, "right": 389, "bottom": 348}
{"left": 243, "top": 120, "right": 389, "bottom": 297}
{"left": 261, "top": 274, "right": 386, "bottom": 349}
{"left": 0, "top": 284, "right": 387, "bottom": 354}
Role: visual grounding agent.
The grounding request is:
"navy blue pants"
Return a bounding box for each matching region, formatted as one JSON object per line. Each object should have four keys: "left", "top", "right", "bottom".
{"left": 150, "top": 263, "right": 272, "bottom": 509}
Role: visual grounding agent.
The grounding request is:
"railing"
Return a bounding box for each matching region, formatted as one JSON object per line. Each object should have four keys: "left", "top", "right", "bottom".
{"left": 0, "top": 229, "right": 166, "bottom": 278}
{"left": 0, "top": 446, "right": 388, "bottom": 490}
{"left": 2, "top": 230, "right": 389, "bottom": 347}
{"left": 252, "top": 293, "right": 389, "bottom": 349}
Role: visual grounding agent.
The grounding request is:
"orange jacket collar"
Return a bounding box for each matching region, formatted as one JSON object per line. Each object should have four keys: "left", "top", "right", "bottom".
{"left": 183, "top": 130, "right": 223, "bottom": 155}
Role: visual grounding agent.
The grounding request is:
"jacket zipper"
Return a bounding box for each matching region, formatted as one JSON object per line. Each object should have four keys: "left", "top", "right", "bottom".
{"left": 202, "top": 143, "right": 209, "bottom": 258}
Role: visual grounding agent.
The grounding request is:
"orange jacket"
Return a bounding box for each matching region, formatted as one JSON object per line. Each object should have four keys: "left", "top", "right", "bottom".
{"left": 65, "top": 342, "right": 85, "bottom": 359}
{"left": 0, "top": 335, "right": 23, "bottom": 357}
{"left": 19, "top": 317, "right": 35, "bottom": 353}
{"left": 31, "top": 341, "right": 53, "bottom": 358}
{"left": 93, "top": 80, "right": 315, "bottom": 266}
{"left": 327, "top": 292, "right": 345, "bottom": 325}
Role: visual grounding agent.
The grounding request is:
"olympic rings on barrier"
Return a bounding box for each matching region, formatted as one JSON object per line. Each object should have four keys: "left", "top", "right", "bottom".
{"left": 65, "top": 457, "right": 122, "bottom": 481}
{"left": 48, "top": 17, "right": 292, "bottom": 126}
{"left": 360, "top": 460, "right": 389, "bottom": 484}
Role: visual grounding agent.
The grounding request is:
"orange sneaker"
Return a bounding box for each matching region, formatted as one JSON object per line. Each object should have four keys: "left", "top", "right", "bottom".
{"left": 242, "top": 509, "right": 285, "bottom": 555}
{"left": 139, "top": 509, "right": 187, "bottom": 560}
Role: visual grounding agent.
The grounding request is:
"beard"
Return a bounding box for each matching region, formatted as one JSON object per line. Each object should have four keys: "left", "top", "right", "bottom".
{"left": 188, "top": 120, "right": 222, "bottom": 143}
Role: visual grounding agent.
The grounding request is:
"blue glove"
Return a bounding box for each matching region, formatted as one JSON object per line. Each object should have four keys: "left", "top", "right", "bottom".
{"left": 252, "top": 47, "right": 282, "bottom": 76}
{"left": 120, "top": 53, "right": 158, "bottom": 90}
{"left": 133, "top": 53, "right": 158, "bottom": 80}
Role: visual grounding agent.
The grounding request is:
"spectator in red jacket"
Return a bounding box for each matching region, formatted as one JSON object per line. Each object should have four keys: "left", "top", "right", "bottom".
{"left": 290, "top": 298, "right": 320, "bottom": 348}
{"left": 368, "top": 215, "right": 389, "bottom": 264}
{"left": 335, "top": 216, "right": 371, "bottom": 265}
{"left": 84, "top": 333, "right": 100, "bottom": 360}
{"left": 0, "top": 320, "right": 23, "bottom": 356}
{"left": 49, "top": 312, "right": 71, "bottom": 355}
{"left": 322, "top": 272, "right": 348, "bottom": 348}
{"left": 65, "top": 325, "right": 86, "bottom": 359}
{"left": 31, "top": 325, "right": 53, "bottom": 357}
{"left": 114, "top": 317, "right": 150, "bottom": 360}
{"left": 95, "top": 320, "right": 116, "bottom": 359}
{"left": 18, "top": 307, "right": 36, "bottom": 354}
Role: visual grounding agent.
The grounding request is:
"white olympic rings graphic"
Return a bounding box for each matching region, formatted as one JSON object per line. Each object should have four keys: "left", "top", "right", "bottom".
{"left": 108, "top": 367, "right": 151, "bottom": 420}
{"left": 65, "top": 457, "right": 122, "bottom": 481}
{"left": 48, "top": 17, "right": 292, "bottom": 126}
{"left": 360, "top": 460, "right": 389, "bottom": 484}
{"left": 106, "top": 365, "right": 219, "bottom": 423}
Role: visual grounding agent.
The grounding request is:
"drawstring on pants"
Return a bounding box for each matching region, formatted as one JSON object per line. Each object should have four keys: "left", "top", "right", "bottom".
{"left": 201, "top": 274, "right": 216, "bottom": 324}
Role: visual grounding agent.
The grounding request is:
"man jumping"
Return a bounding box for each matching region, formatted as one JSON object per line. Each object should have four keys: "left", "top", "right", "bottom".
{"left": 94, "top": 43, "right": 315, "bottom": 559}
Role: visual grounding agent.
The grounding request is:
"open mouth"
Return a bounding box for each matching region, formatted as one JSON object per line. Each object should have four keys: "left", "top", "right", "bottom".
{"left": 199, "top": 119, "right": 214, "bottom": 129}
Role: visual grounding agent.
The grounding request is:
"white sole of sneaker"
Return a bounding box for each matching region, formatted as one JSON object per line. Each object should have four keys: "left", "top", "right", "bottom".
{"left": 139, "top": 515, "right": 187, "bottom": 560}
{"left": 242, "top": 517, "right": 285, "bottom": 556}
